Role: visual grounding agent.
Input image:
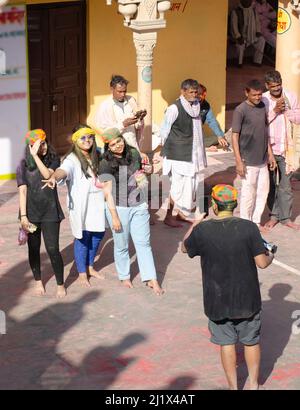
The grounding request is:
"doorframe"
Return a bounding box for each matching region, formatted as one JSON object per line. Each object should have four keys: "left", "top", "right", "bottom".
{"left": 26, "top": 0, "right": 87, "bottom": 136}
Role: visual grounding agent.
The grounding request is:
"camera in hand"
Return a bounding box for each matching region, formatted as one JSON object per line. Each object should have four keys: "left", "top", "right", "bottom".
{"left": 263, "top": 239, "right": 277, "bottom": 254}
{"left": 135, "top": 109, "right": 147, "bottom": 119}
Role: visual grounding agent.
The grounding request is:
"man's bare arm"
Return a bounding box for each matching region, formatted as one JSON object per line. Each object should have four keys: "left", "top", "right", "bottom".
{"left": 232, "top": 132, "right": 246, "bottom": 177}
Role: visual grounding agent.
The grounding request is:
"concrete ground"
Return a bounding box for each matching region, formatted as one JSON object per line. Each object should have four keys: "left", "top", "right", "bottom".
{"left": 1, "top": 151, "right": 300, "bottom": 390}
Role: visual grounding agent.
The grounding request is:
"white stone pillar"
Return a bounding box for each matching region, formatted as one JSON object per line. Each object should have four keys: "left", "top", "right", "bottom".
{"left": 276, "top": 1, "right": 300, "bottom": 166}
{"left": 106, "top": 0, "right": 171, "bottom": 153}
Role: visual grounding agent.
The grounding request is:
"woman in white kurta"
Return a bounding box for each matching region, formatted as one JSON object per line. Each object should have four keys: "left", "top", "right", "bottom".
{"left": 43, "top": 125, "right": 121, "bottom": 287}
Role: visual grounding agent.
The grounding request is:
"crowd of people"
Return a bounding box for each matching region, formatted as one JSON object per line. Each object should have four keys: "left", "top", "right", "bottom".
{"left": 229, "top": 0, "right": 277, "bottom": 67}
{"left": 16, "top": 69, "right": 300, "bottom": 389}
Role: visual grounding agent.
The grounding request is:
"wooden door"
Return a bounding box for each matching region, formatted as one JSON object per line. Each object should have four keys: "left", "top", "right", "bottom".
{"left": 27, "top": 1, "right": 87, "bottom": 154}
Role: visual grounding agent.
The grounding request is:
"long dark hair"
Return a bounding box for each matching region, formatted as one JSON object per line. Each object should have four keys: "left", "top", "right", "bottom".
{"left": 65, "top": 124, "right": 100, "bottom": 178}
{"left": 103, "top": 136, "right": 133, "bottom": 173}
{"left": 25, "top": 139, "right": 57, "bottom": 171}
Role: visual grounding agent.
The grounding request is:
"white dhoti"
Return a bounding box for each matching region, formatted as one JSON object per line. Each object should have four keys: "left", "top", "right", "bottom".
{"left": 169, "top": 169, "right": 204, "bottom": 217}
{"left": 163, "top": 158, "right": 205, "bottom": 217}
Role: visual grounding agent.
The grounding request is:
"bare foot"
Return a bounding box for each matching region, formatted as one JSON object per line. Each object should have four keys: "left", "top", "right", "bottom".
{"left": 78, "top": 273, "right": 91, "bottom": 288}
{"left": 121, "top": 279, "right": 134, "bottom": 289}
{"left": 264, "top": 219, "right": 279, "bottom": 229}
{"left": 149, "top": 214, "right": 156, "bottom": 226}
{"left": 56, "top": 285, "right": 67, "bottom": 299}
{"left": 33, "top": 280, "right": 46, "bottom": 296}
{"left": 164, "top": 216, "right": 183, "bottom": 228}
{"left": 283, "top": 221, "right": 300, "bottom": 230}
{"left": 146, "top": 280, "right": 164, "bottom": 296}
{"left": 176, "top": 213, "right": 194, "bottom": 224}
{"left": 88, "top": 266, "right": 105, "bottom": 280}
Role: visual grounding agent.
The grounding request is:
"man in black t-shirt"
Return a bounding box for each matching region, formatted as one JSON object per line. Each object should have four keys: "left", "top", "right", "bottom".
{"left": 182, "top": 184, "right": 274, "bottom": 390}
{"left": 232, "top": 79, "right": 276, "bottom": 232}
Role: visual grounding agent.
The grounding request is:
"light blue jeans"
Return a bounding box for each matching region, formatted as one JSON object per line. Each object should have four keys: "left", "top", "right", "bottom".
{"left": 105, "top": 203, "right": 157, "bottom": 282}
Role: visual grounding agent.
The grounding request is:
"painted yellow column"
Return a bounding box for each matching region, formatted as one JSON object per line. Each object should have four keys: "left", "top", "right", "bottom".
{"left": 276, "top": 1, "right": 300, "bottom": 164}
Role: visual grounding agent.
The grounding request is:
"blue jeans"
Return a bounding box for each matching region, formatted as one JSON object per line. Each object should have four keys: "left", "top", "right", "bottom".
{"left": 105, "top": 203, "right": 157, "bottom": 282}
{"left": 74, "top": 231, "right": 105, "bottom": 273}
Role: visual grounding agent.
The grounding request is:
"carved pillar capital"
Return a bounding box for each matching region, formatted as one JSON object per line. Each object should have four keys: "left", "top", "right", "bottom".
{"left": 133, "top": 32, "right": 157, "bottom": 67}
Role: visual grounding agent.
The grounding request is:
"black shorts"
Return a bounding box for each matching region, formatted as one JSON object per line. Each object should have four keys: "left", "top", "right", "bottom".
{"left": 208, "top": 312, "right": 261, "bottom": 346}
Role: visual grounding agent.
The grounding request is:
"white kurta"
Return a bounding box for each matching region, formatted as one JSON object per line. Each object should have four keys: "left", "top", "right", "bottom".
{"left": 59, "top": 153, "right": 105, "bottom": 239}
{"left": 94, "top": 96, "right": 142, "bottom": 151}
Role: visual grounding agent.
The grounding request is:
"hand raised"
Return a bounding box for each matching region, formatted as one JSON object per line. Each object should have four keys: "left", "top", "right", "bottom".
{"left": 274, "top": 98, "right": 285, "bottom": 114}
{"left": 29, "top": 139, "right": 41, "bottom": 157}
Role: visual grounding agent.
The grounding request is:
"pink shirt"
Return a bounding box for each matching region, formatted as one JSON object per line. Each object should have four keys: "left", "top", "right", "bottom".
{"left": 254, "top": 0, "right": 276, "bottom": 32}
{"left": 262, "top": 89, "right": 300, "bottom": 156}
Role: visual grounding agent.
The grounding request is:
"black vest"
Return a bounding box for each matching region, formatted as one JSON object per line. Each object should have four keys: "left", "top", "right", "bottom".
{"left": 200, "top": 100, "right": 210, "bottom": 124}
{"left": 232, "top": 6, "right": 257, "bottom": 38}
{"left": 162, "top": 99, "right": 195, "bottom": 162}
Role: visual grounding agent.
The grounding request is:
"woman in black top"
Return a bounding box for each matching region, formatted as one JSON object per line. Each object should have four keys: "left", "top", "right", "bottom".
{"left": 99, "top": 128, "right": 164, "bottom": 295}
{"left": 16, "top": 129, "right": 65, "bottom": 298}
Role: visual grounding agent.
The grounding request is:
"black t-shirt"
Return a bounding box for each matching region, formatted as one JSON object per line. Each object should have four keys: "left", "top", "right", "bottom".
{"left": 231, "top": 101, "right": 268, "bottom": 166}
{"left": 99, "top": 148, "right": 147, "bottom": 207}
{"left": 185, "top": 217, "right": 265, "bottom": 321}
{"left": 16, "top": 156, "right": 64, "bottom": 223}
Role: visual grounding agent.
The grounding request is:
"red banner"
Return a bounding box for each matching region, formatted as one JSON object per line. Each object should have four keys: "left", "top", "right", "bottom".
{"left": 0, "top": 6, "right": 25, "bottom": 25}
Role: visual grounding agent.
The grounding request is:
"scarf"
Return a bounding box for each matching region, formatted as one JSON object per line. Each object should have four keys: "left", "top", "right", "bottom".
{"left": 179, "top": 95, "right": 207, "bottom": 171}
{"left": 241, "top": 3, "right": 257, "bottom": 46}
{"left": 267, "top": 90, "right": 296, "bottom": 175}
{"left": 283, "top": 94, "right": 296, "bottom": 174}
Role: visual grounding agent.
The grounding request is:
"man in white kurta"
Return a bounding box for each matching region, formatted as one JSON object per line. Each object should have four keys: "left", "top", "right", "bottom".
{"left": 160, "top": 79, "right": 207, "bottom": 227}
{"left": 94, "top": 75, "right": 146, "bottom": 151}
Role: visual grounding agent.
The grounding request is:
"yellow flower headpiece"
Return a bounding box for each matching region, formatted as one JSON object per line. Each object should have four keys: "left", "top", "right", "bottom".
{"left": 72, "top": 127, "right": 96, "bottom": 143}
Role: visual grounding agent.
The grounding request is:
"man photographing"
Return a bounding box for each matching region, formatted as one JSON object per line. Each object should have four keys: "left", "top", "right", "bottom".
{"left": 94, "top": 75, "right": 146, "bottom": 152}
{"left": 182, "top": 184, "right": 274, "bottom": 390}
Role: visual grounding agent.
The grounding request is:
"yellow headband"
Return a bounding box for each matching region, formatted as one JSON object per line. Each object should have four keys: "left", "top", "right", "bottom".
{"left": 72, "top": 128, "right": 96, "bottom": 143}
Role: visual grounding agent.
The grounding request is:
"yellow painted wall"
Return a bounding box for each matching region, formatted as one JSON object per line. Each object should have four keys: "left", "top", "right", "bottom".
{"left": 8, "top": 0, "right": 228, "bottom": 130}
{"left": 88, "top": 0, "right": 229, "bottom": 130}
